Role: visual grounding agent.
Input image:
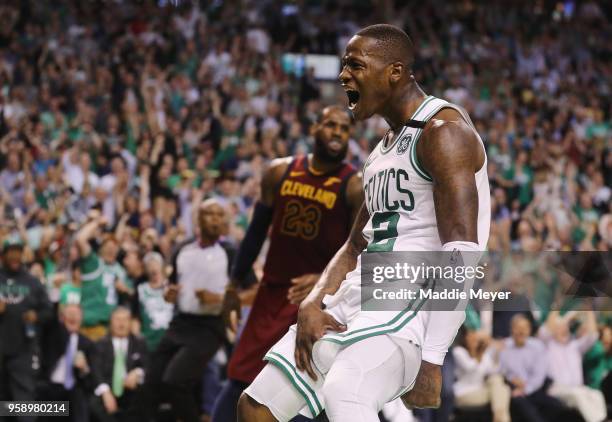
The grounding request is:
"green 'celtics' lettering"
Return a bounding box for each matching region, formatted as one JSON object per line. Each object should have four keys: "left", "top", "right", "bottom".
{"left": 364, "top": 167, "right": 414, "bottom": 215}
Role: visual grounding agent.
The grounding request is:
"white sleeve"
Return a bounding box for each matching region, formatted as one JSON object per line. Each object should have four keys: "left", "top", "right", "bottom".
{"left": 422, "top": 310, "right": 466, "bottom": 365}
{"left": 422, "top": 241, "right": 481, "bottom": 365}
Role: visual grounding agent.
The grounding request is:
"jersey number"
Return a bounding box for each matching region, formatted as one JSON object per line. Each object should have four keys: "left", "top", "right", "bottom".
{"left": 102, "top": 273, "right": 117, "bottom": 305}
{"left": 280, "top": 200, "right": 322, "bottom": 240}
{"left": 366, "top": 211, "right": 399, "bottom": 252}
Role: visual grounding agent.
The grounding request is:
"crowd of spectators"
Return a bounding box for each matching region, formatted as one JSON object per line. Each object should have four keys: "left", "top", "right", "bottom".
{"left": 0, "top": 0, "right": 610, "bottom": 421}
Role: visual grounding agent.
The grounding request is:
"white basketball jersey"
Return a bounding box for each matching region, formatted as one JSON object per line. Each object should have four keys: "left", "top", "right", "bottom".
{"left": 361, "top": 96, "right": 491, "bottom": 253}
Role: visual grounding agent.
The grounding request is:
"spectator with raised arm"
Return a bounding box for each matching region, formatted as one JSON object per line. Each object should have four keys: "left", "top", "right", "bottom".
{"left": 75, "top": 213, "right": 128, "bottom": 341}
{"left": 538, "top": 309, "right": 606, "bottom": 422}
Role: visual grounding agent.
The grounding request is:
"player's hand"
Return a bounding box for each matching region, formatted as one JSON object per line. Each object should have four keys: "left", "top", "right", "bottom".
{"left": 295, "top": 301, "right": 346, "bottom": 381}
{"left": 163, "top": 284, "right": 180, "bottom": 304}
{"left": 401, "top": 361, "right": 442, "bottom": 409}
{"left": 195, "top": 288, "right": 223, "bottom": 304}
{"left": 288, "top": 273, "right": 320, "bottom": 305}
{"left": 222, "top": 286, "right": 241, "bottom": 332}
{"left": 0, "top": 300, "right": 5, "bottom": 314}
{"left": 101, "top": 390, "right": 118, "bottom": 414}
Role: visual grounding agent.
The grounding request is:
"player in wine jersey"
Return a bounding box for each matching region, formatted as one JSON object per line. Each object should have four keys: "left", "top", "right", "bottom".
{"left": 238, "top": 24, "right": 490, "bottom": 422}
{"left": 211, "top": 106, "right": 363, "bottom": 421}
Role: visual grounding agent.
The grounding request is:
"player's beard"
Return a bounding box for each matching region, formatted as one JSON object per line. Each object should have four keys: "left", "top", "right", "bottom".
{"left": 314, "top": 136, "right": 348, "bottom": 164}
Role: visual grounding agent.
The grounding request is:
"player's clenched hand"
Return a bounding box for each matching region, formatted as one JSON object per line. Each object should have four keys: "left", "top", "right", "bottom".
{"left": 401, "top": 361, "right": 442, "bottom": 409}
{"left": 288, "top": 273, "right": 320, "bottom": 305}
{"left": 295, "top": 301, "right": 345, "bottom": 381}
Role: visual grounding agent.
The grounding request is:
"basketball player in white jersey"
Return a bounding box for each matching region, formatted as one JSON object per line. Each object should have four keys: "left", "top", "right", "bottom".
{"left": 237, "top": 24, "right": 490, "bottom": 422}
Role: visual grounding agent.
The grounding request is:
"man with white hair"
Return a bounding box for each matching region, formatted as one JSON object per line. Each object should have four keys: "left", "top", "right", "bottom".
{"left": 132, "top": 252, "right": 174, "bottom": 352}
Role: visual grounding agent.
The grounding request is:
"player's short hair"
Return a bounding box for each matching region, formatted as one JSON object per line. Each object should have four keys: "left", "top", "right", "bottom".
{"left": 316, "top": 105, "right": 352, "bottom": 124}
{"left": 356, "top": 24, "right": 414, "bottom": 68}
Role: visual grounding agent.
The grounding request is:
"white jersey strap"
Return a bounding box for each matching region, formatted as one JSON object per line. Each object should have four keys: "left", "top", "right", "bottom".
{"left": 406, "top": 97, "right": 447, "bottom": 181}
{"left": 407, "top": 97, "right": 485, "bottom": 181}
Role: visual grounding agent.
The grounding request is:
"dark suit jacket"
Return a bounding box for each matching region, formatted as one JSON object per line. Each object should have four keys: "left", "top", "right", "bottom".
{"left": 40, "top": 320, "right": 95, "bottom": 392}
{"left": 92, "top": 334, "right": 148, "bottom": 391}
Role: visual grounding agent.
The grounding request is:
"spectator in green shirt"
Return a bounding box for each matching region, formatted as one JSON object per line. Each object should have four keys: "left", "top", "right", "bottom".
{"left": 133, "top": 252, "right": 174, "bottom": 351}
{"left": 583, "top": 325, "right": 612, "bottom": 390}
{"left": 75, "top": 213, "right": 129, "bottom": 341}
{"left": 59, "top": 267, "right": 82, "bottom": 306}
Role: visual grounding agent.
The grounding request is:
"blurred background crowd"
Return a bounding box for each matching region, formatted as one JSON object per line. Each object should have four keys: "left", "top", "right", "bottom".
{"left": 0, "top": 0, "right": 610, "bottom": 421}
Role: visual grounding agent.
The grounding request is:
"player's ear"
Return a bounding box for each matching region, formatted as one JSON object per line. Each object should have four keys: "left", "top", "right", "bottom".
{"left": 389, "top": 62, "right": 403, "bottom": 84}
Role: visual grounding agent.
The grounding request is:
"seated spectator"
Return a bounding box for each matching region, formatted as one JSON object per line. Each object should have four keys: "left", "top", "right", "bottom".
{"left": 90, "top": 306, "right": 148, "bottom": 422}
{"left": 38, "top": 304, "right": 94, "bottom": 422}
{"left": 453, "top": 327, "right": 510, "bottom": 422}
{"left": 538, "top": 310, "right": 606, "bottom": 422}
{"left": 499, "top": 314, "right": 567, "bottom": 422}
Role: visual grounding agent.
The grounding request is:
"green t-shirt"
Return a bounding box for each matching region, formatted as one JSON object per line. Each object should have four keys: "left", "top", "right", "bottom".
{"left": 59, "top": 283, "right": 82, "bottom": 305}
{"left": 80, "top": 252, "right": 127, "bottom": 326}
{"left": 137, "top": 283, "right": 174, "bottom": 351}
{"left": 583, "top": 340, "right": 612, "bottom": 389}
{"left": 503, "top": 164, "right": 533, "bottom": 206}
{"left": 464, "top": 303, "right": 481, "bottom": 331}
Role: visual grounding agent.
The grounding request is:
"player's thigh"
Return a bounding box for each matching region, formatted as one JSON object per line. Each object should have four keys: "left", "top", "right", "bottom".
{"left": 244, "top": 363, "right": 306, "bottom": 422}
{"left": 324, "top": 335, "right": 412, "bottom": 409}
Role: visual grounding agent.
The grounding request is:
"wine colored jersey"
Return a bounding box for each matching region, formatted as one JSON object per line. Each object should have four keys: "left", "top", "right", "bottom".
{"left": 228, "top": 156, "right": 356, "bottom": 383}
{"left": 262, "top": 156, "right": 356, "bottom": 286}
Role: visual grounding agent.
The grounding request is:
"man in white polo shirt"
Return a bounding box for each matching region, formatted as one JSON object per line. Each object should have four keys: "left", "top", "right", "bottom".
{"left": 143, "top": 199, "right": 253, "bottom": 422}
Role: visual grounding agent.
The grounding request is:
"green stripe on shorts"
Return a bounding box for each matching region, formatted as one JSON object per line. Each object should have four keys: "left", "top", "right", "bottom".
{"left": 264, "top": 352, "right": 323, "bottom": 416}
{"left": 322, "top": 278, "right": 433, "bottom": 345}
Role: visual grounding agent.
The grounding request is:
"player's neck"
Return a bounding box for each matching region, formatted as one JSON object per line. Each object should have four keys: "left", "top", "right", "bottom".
{"left": 382, "top": 84, "right": 427, "bottom": 131}
{"left": 309, "top": 154, "right": 342, "bottom": 175}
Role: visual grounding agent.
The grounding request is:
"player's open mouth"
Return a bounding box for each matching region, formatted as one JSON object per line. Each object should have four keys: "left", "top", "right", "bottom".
{"left": 346, "top": 89, "right": 360, "bottom": 110}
